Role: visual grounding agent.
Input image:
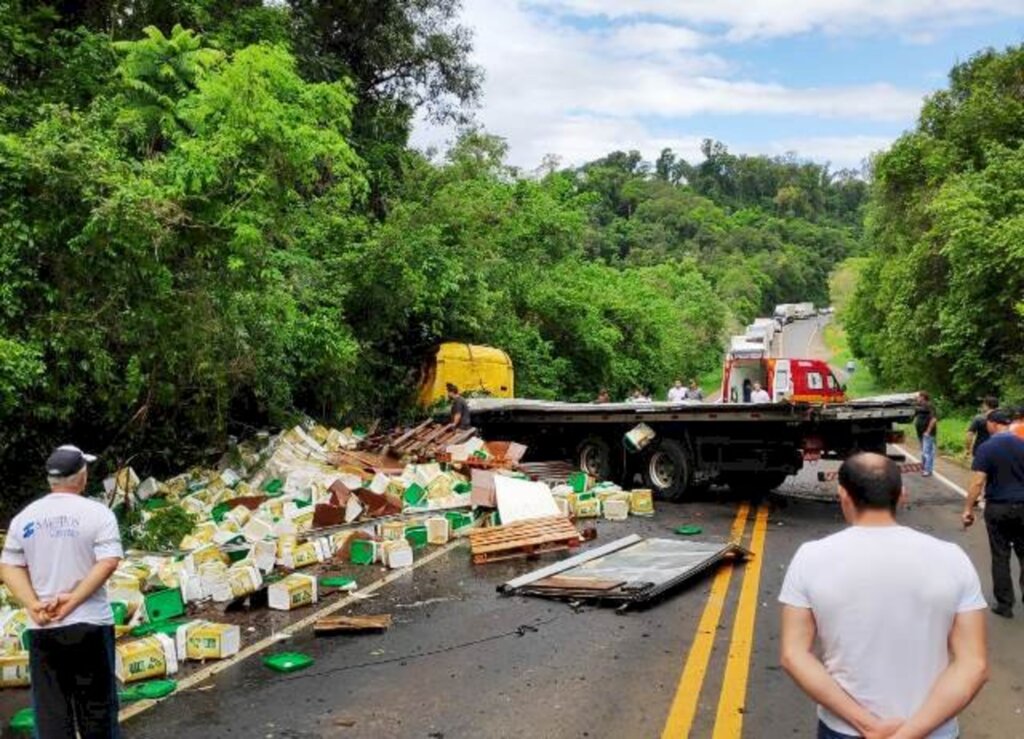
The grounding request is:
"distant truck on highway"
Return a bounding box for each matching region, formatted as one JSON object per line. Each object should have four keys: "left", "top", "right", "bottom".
{"left": 774, "top": 303, "right": 797, "bottom": 324}
{"left": 793, "top": 302, "right": 816, "bottom": 320}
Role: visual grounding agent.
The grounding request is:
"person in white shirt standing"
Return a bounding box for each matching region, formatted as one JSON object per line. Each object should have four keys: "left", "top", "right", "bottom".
{"left": 780, "top": 453, "right": 988, "bottom": 739}
{"left": 1, "top": 445, "right": 123, "bottom": 739}
{"left": 750, "top": 382, "right": 772, "bottom": 403}
{"left": 667, "top": 379, "right": 687, "bottom": 403}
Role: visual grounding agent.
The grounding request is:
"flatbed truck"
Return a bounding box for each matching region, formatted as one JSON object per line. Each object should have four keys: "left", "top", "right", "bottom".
{"left": 468, "top": 395, "right": 915, "bottom": 500}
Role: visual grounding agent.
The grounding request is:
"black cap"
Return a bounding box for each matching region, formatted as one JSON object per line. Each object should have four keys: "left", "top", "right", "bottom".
{"left": 45, "top": 445, "right": 97, "bottom": 477}
{"left": 988, "top": 409, "right": 1013, "bottom": 426}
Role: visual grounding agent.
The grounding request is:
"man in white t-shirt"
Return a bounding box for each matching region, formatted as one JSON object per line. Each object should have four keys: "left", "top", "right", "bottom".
{"left": 779, "top": 453, "right": 988, "bottom": 739}
{"left": 667, "top": 379, "right": 687, "bottom": 403}
{"left": 750, "top": 382, "right": 772, "bottom": 403}
{"left": 1, "top": 445, "right": 123, "bottom": 739}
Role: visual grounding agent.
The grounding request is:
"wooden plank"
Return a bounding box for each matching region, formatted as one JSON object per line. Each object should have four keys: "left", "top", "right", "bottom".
{"left": 313, "top": 614, "right": 392, "bottom": 635}
{"left": 472, "top": 532, "right": 580, "bottom": 555}
{"left": 472, "top": 541, "right": 580, "bottom": 564}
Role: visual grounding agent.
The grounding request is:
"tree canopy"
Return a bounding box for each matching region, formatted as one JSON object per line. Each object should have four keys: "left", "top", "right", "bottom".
{"left": 846, "top": 44, "right": 1024, "bottom": 404}
{"left": 0, "top": 2, "right": 870, "bottom": 507}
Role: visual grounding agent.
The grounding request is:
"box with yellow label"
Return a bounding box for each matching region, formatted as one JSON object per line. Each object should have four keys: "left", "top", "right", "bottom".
{"left": 268, "top": 573, "right": 318, "bottom": 611}
{"left": 0, "top": 653, "right": 29, "bottom": 687}
{"left": 175, "top": 621, "right": 241, "bottom": 661}
{"left": 630, "top": 489, "right": 655, "bottom": 516}
{"left": 115, "top": 634, "right": 179, "bottom": 684}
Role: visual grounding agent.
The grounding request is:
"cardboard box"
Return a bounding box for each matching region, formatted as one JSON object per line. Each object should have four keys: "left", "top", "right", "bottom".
{"left": 175, "top": 621, "right": 241, "bottom": 661}
{"left": 116, "top": 635, "right": 178, "bottom": 683}
{"left": 268, "top": 573, "right": 318, "bottom": 611}
{"left": 0, "top": 653, "right": 29, "bottom": 687}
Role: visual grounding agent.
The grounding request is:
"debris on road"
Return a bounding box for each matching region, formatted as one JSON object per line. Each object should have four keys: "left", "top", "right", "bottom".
{"left": 470, "top": 516, "right": 582, "bottom": 564}
{"left": 498, "top": 535, "right": 750, "bottom": 610}
{"left": 263, "top": 652, "right": 315, "bottom": 673}
{"left": 313, "top": 614, "right": 392, "bottom": 635}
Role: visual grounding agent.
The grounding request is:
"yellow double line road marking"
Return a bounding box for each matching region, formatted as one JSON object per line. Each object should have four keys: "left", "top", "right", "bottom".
{"left": 660, "top": 503, "right": 770, "bottom": 739}
{"left": 713, "top": 504, "right": 770, "bottom": 738}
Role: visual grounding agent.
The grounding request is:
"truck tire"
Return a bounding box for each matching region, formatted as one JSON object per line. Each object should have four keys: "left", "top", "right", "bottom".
{"left": 725, "top": 472, "right": 788, "bottom": 493}
{"left": 642, "top": 439, "right": 692, "bottom": 501}
{"left": 576, "top": 435, "right": 619, "bottom": 483}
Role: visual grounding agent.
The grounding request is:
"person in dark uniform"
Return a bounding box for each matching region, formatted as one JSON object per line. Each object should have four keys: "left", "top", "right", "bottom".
{"left": 963, "top": 408, "right": 1024, "bottom": 618}
{"left": 447, "top": 383, "right": 472, "bottom": 429}
{"left": 966, "top": 396, "right": 999, "bottom": 460}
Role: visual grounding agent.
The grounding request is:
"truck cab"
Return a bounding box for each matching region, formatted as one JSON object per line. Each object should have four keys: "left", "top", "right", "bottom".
{"left": 722, "top": 352, "right": 845, "bottom": 405}
{"left": 417, "top": 343, "right": 515, "bottom": 407}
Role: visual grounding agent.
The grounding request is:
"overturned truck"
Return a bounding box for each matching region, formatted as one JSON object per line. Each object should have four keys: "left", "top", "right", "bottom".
{"left": 468, "top": 395, "right": 915, "bottom": 500}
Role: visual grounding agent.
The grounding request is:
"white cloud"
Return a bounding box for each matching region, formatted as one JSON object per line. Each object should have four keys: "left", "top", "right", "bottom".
{"left": 410, "top": 1, "right": 920, "bottom": 170}
{"left": 757, "top": 135, "right": 896, "bottom": 169}
{"left": 543, "top": 0, "right": 1024, "bottom": 41}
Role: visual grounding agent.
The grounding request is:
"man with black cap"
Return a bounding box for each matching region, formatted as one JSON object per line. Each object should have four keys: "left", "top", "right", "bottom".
{"left": 964, "top": 408, "right": 1024, "bottom": 618}
{"left": 0, "top": 445, "right": 123, "bottom": 738}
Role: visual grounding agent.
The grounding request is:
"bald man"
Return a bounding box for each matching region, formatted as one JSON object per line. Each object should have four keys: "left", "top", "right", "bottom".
{"left": 780, "top": 453, "right": 988, "bottom": 739}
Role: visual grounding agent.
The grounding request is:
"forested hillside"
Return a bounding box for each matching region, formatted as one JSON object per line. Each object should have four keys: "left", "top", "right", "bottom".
{"left": 847, "top": 45, "right": 1024, "bottom": 406}
{"left": 0, "top": 1, "right": 866, "bottom": 486}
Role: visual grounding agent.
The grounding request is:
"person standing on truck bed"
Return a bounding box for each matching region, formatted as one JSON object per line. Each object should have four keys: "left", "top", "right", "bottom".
{"left": 447, "top": 383, "right": 472, "bottom": 429}
{"left": 966, "top": 396, "right": 999, "bottom": 460}
{"left": 914, "top": 391, "right": 939, "bottom": 477}
{"left": 751, "top": 382, "right": 771, "bottom": 404}
{"left": 780, "top": 453, "right": 989, "bottom": 739}
{"left": 962, "top": 408, "right": 1024, "bottom": 618}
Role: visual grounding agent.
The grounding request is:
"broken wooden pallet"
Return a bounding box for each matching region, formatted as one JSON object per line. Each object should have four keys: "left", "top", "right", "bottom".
{"left": 314, "top": 614, "right": 392, "bottom": 635}
{"left": 469, "top": 516, "right": 581, "bottom": 564}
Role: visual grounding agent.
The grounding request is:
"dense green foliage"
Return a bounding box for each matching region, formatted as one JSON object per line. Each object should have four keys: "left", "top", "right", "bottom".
{"left": 847, "top": 45, "right": 1024, "bottom": 405}
{"left": 0, "top": 1, "right": 865, "bottom": 500}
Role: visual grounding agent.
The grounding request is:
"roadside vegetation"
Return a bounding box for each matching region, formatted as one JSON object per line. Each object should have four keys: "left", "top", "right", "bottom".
{"left": 828, "top": 45, "right": 1024, "bottom": 463}
{"left": 0, "top": 1, "right": 868, "bottom": 499}
{"left": 845, "top": 44, "right": 1024, "bottom": 410}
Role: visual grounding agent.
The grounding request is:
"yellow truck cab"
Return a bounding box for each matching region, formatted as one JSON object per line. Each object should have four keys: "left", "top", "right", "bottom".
{"left": 417, "top": 343, "right": 515, "bottom": 407}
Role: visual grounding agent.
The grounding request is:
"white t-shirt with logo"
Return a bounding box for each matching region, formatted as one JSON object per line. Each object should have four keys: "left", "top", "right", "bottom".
{"left": 1, "top": 493, "right": 123, "bottom": 629}
{"left": 779, "top": 526, "right": 987, "bottom": 738}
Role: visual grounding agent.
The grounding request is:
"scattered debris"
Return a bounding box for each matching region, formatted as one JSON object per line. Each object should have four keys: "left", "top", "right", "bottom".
{"left": 498, "top": 535, "right": 751, "bottom": 611}
{"left": 470, "top": 516, "right": 582, "bottom": 564}
{"left": 314, "top": 614, "right": 392, "bottom": 635}
{"left": 262, "top": 652, "right": 315, "bottom": 673}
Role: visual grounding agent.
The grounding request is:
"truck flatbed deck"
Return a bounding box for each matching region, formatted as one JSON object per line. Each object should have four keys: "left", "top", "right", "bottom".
{"left": 467, "top": 395, "right": 916, "bottom": 500}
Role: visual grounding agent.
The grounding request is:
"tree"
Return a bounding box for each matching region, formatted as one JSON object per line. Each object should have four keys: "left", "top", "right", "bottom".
{"left": 847, "top": 44, "right": 1024, "bottom": 403}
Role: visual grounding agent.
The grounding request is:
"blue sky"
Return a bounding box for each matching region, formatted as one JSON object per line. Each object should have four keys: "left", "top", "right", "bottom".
{"left": 413, "top": 0, "right": 1024, "bottom": 171}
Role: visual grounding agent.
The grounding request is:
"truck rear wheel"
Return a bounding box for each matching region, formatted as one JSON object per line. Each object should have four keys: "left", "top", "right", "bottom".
{"left": 642, "top": 439, "right": 692, "bottom": 501}
{"left": 576, "top": 436, "right": 619, "bottom": 483}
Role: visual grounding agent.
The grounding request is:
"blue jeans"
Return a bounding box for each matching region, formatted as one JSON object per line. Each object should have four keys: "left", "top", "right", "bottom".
{"left": 818, "top": 721, "right": 859, "bottom": 738}
{"left": 921, "top": 433, "right": 936, "bottom": 474}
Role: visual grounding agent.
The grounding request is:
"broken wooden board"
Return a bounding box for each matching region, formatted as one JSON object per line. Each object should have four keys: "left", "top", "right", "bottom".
{"left": 313, "top": 614, "right": 392, "bottom": 635}
{"left": 469, "top": 516, "right": 581, "bottom": 564}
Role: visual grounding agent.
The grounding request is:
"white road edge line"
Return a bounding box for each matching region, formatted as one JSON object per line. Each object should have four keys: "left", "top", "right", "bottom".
{"left": 894, "top": 444, "right": 969, "bottom": 498}
{"left": 119, "top": 537, "right": 464, "bottom": 723}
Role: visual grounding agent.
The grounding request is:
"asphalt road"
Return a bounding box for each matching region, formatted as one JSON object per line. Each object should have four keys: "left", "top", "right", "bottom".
{"left": 8, "top": 317, "right": 1023, "bottom": 738}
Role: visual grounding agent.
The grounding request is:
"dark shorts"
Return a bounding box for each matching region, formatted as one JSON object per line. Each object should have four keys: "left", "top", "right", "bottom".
{"left": 818, "top": 720, "right": 861, "bottom": 738}
{"left": 29, "top": 622, "right": 121, "bottom": 739}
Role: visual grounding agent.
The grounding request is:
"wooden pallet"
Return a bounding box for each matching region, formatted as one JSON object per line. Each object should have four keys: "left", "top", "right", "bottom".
{"left": 469, "top": 516, "right": 581, "bottom": 564}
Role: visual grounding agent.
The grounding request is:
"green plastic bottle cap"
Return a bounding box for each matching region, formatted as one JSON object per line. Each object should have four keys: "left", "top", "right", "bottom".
{"left": 675, "top": 525, "right": 703, "bottom": 536}
{"left": 263, "top": 652, "right": 314, "bottom": 673}
{"left": 9, "top": 708, "right": 34, "bottom": 733}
